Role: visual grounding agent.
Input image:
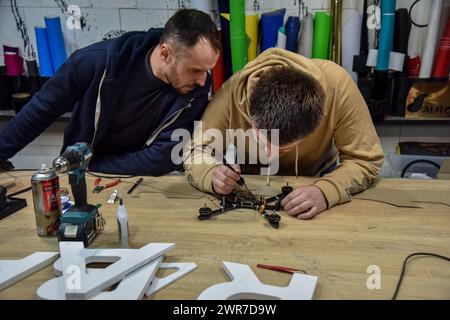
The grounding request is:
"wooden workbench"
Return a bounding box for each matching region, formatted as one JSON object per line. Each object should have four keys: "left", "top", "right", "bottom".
{"left": 0, "top": 171, "right": 449, "bottom": 300}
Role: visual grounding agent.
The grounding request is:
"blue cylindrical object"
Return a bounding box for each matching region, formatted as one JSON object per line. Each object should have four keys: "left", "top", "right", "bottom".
{"left": 34, "top": 26, "right": 54, "bottom": 77}
{"left": 261, "top": 9, "right": 286, "bottom": 52}
{"left": 285, "top": 16, "right": 300, "bottom": 52}
{"left": 44, "top": 16, "right": 67, "bottom": 72}
{"left": 376, "top": 0, "right": 396, "bottom": 71}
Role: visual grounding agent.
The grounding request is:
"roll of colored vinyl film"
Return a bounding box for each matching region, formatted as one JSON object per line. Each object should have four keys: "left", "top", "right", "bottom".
{"left": 4, "top": 53, "right": 23, "bottom": 76}
{"left": 220, "top": 14, "right": 232, "bottom": 80}
{"left": 44, "top": 16, "right": 67, "bottom": 72}
{"left": 261, "top": 9, "right": 286, "bottom": 52}
{"left": 419, "top": 0, "right": 444, "bottom": 78}
{"left": 393, "top": 8, "right": 411, "bottom": 75}
{"left": 408, "top": 0, "right": 431, "bottom": 58}
{"left": 246, "top": 15, "right": 259, "bottom": 62}
{"left": 26, "top": 59, "right": 39, "bottom": 77}
{"left": 375, "top": 0, "right": 396, "bottom": 71}
{"left": 35, "top": 26, "right": 54, "bottom": 77}
{"left": 393, "top": 9, "right": 411, "bottom": 55}
{"left": 297, "top": 13, "right": 314, "bottom": 58}
{"left": 312, "top": 12, "right": 331, "bottom": 59}
{"left": 366, "top": 0, "right": 380, "bottom": 50}
{"left": 432, "top": 15, "right": 450, "bottom": 78}
{"left": 218, "top": 0, "right": 229, "bottom": 13}
{"left": 230, "top": 0, "right": 247, "bottom": 73}
{"left": 342, "top": 10, "right": 362, "bottom": 83}
{"left": 212, "top": 29, "right": 225, "bottom": 93}
{"left": 285, "top": 16, "right": 300, "bottom": 52}
{"left": 407, "top": 55, "right": 421, "bottom": 77}
{"left": 277, "top": 26, "right": 286, "bottom": 49}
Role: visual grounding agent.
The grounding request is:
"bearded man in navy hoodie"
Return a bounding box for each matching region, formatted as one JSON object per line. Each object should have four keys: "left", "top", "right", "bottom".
{"left": 0, "top": 9, "right": 220, "bottom": 175}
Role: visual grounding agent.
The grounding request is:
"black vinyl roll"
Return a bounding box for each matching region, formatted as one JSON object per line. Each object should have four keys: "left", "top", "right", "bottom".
{"left": 0, "top": 66, "right": 13, "bottom": 110}
{"left": 360, "top": 0, "right": 369, "bottom": 55}
{"left": 391, "top": 8, "right": 412, "bottom": 116}
{"left": 393, "top": 9, "right": 411, "bottom": 58}
{"left": 25, "top": 59, "right": 39, "bottom": 77}
{"left": 218, "top": 0, "right": 232, "bottom": 81}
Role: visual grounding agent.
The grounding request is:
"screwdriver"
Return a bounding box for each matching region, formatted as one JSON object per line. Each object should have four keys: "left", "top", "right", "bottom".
{"left": 222, "top": 160, "right": 257, "bottom": 201}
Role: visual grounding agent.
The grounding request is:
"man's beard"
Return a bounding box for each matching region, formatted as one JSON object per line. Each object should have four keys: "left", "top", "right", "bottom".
{"left": 165, "top": 69, "right": 185, "bottom": 95}
{"left": 166, "top": 67, "right": 196, "bottom": 95}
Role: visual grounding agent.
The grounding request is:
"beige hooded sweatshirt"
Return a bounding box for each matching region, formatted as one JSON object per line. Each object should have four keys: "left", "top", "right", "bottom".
{"left": 185, "top": 48, "right": 384, "bottom": 209}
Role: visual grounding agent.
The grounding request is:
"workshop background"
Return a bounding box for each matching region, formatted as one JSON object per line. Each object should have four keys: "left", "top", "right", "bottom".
{"left": 0, "top": 0, "right": 449, "bottom": 178}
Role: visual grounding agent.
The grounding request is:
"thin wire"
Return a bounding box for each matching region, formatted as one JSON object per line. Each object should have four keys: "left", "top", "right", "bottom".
{"left": 87, "top": 171, "right": 136, "bottom": 179}
{"left": 392, "top": 252, "right": 450, "bottom": 300}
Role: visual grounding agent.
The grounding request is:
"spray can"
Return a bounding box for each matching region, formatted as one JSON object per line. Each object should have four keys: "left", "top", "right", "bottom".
{"left": 31, "top": 164, "right": 62, "bottom": 236}
{"left": 116, "top": 198, "right": 129, "bottom": 248}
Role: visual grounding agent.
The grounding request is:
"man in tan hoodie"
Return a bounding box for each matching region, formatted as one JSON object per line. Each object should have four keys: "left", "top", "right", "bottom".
{"left": 184, "top": 48, "right": 384, "bottom": 220}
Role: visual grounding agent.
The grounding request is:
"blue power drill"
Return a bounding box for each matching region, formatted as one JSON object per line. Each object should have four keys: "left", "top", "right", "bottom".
{"left": 53, "top": 142, "right": 104, "bottom": 247}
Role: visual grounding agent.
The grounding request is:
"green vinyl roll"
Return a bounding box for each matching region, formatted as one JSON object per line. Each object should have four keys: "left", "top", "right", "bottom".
{"left": 230, "top": 0, "right": 247, "bottom": 73}
{"left": 312, "top": 12, "right": 331, "bottom": 59}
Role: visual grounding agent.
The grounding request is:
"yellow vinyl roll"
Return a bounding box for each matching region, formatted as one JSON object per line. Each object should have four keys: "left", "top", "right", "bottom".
{"left": 246, "top": 15, "right": 259, "bottom": 61}
{"left": 222, "top": 13, "right": 259, "bottom": 63}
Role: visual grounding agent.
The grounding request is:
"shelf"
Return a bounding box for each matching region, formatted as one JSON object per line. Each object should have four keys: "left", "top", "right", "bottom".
{"left": 376, "top": 116, "right": 450, "bottom": 125}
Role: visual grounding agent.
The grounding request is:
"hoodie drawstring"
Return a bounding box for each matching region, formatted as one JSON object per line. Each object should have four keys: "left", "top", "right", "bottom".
{"left": 295, "top": 145, "right": 299, "bottom": 179}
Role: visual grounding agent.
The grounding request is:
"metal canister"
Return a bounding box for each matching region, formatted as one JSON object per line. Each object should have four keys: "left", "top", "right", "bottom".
{"left": 31, "top": 164, "right": 62, "bottom": 236}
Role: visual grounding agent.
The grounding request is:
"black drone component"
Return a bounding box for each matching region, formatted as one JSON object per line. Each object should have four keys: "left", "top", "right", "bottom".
{"left": 197, "top": 183, "right": 293, "bottom": 229}
{"left": 282, "top": 183, "right": 294, "bottom": 196}
{"left": 263, "top": 212, "right": 281, "bottom": 229}
{"left": 198, "top": 205, "right": 213, "bottom": 220}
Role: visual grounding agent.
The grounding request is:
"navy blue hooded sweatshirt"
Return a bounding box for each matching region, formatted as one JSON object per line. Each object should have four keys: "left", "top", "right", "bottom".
{"left": 0, "top": 29, "right": 210, "bottom": 175}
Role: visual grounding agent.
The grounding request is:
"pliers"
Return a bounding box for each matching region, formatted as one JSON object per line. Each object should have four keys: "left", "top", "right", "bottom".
{"left": 93, "top": 178, "right": 121, "bottom": 193}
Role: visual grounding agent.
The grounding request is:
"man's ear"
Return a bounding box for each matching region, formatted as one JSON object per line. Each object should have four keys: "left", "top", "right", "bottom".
{"left": 159, "top": 43, "right": 171, "bottom": 64}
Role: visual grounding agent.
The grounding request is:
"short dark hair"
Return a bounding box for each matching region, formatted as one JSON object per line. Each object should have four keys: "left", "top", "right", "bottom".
{"left": 249, "top": 66, "right": 325, "bottom": 144}
{"left": 160, "top": 9, "right": 220, "bottom": 53}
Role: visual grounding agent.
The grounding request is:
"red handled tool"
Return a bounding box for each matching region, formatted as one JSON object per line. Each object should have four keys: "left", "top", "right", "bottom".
{"left": 93, "top": 178, "right": 121, "bottom": 193}
{"left": 256, "top": 264, "right": 307, "bottom": 275}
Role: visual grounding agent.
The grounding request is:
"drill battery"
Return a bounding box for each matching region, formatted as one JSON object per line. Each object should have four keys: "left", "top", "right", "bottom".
{"left": 58, "top": 204, "right": 105, "bottom": 247}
